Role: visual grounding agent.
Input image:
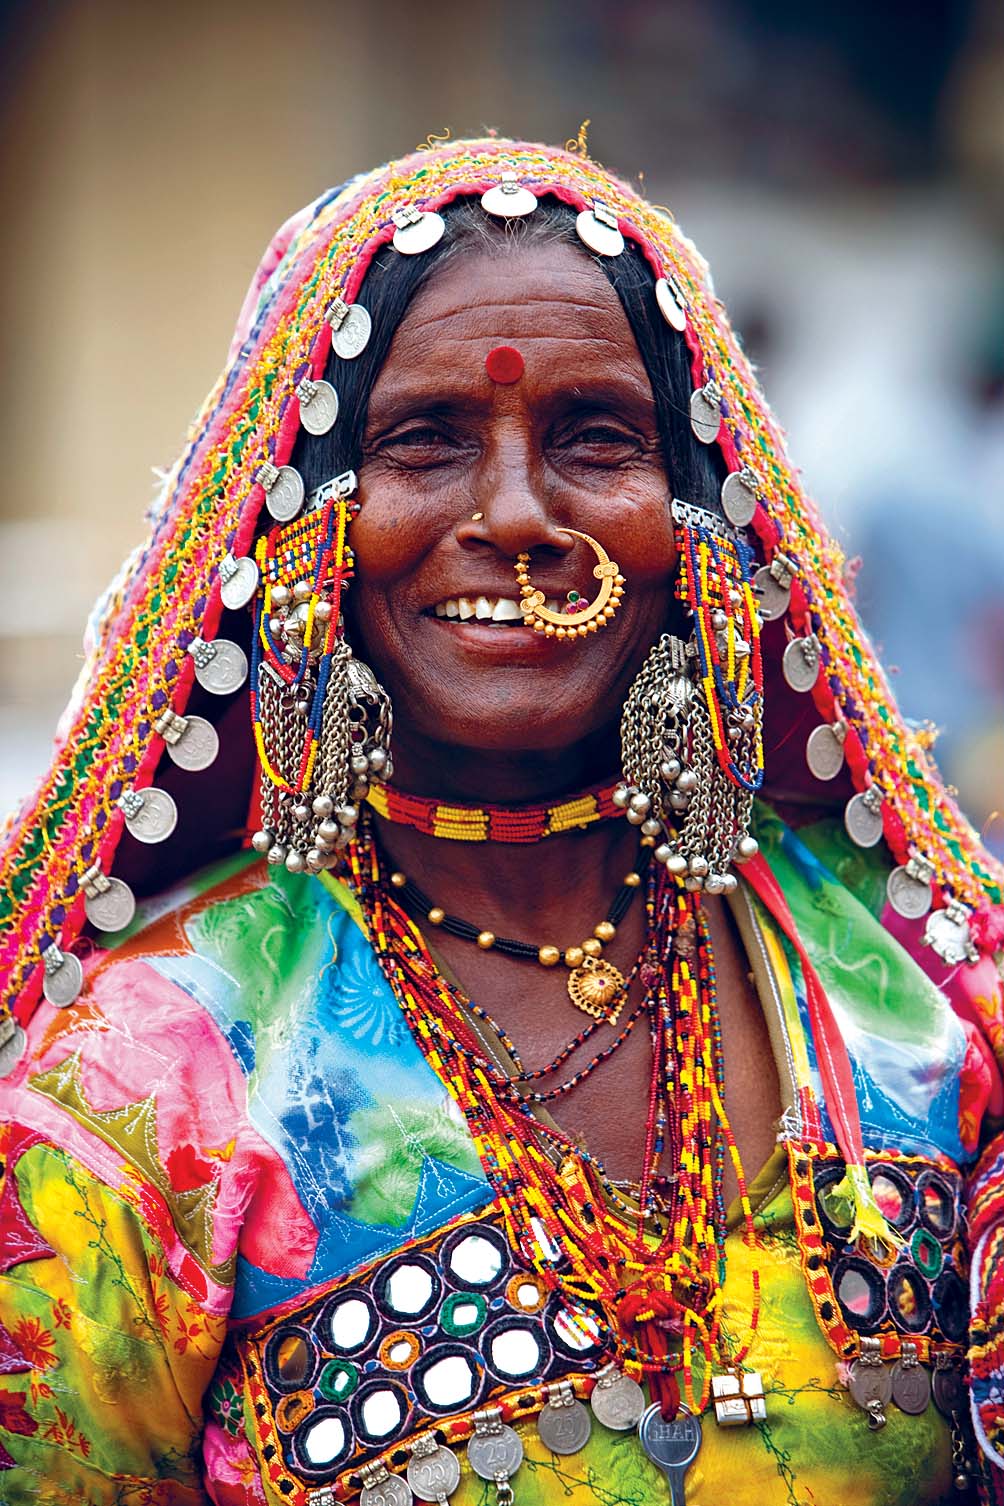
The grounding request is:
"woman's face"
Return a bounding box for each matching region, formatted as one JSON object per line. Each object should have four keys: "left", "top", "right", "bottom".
{"left": 347, "top": 239, "right": 679, "bottom": 770}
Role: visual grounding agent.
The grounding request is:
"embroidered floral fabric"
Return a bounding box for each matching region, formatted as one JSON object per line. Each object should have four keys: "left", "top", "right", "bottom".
{"left": 0, "top": 817, "right": 989, "bottom": 1504}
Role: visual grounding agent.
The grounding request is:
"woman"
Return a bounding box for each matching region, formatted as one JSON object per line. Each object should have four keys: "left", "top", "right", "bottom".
{"left": 1, "top": 138, "right": 1002, "bottom": 1506}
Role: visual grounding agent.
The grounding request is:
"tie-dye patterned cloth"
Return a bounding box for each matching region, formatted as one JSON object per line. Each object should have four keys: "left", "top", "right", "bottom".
{"left": 0, "top": 815, "right": 990, "bottom": 1504}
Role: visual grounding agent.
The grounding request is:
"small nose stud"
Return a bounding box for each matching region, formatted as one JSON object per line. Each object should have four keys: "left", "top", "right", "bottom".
{"left": 471, "top": 511, "right": 484, "bottom": 522}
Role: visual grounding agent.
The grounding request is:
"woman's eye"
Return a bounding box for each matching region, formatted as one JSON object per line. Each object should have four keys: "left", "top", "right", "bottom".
{"left": 371, "top": 426, "right": 464, "bottom": 466}
{"left": 556, "top": 423, "right": 643, "bottom": 457}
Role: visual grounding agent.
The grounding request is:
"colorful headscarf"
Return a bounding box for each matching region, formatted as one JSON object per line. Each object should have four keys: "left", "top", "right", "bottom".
{"left": 2, "top": 136, "right": 1001, "bottom": 1042}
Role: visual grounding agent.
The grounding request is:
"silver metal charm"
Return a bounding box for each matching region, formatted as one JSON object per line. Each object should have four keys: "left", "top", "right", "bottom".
{"left": 589, "top": 1364, "right": 646, "bottom": 1431}
{"left": 481, "top": 172, "right": 538, "bottom": 218}
{"left": 467, "top": 1408, "right": 524, "bottom": 1486}
{"left": 42, "top": 943, "right": 84, "bottom": 1008}
{"left": 576, "top": 200, "right": 624, "bottom": 257}
{"left": 219, "top": 551, "right": 261, "bottom": 610}
{"left": 891, "top": 1342, "right": 931, "bottom": 1415}
{"left": 844, "top": 786, "right": 884, "bottom": 849}
{"left": 155, "top": 709, "right": 219, "bottom": 773}
{"left": 305, "top": 467, "right": 359, "bottom": 513}
{"left": 847, "top": 1340, "right": 892, "bottom": 1430}
{"left": 359, "top": 1461, "right": 411, "bottom": 1506}
{"left": 710, "top": 1369, "right": 766, "bottom": 1426}
{"left": 407, "top": 1435, "right": 461, "bottom": 1502}
{"left": 537, "top": 1382, "right": 592, "bottom": 1455}
{"left": 118, "top": 786, "right": 178, "bottom": 845}
{"left": 782, "top": 634, "right": 821, "bottom": 693}
{"left": 721, "top": 466, "right": 759, "bottom": 528}
{"left": 753, "top": 550, "right": 796, "bottom": 621}
{"left": 689, "top": 380, "right": 721, "bottom": 445}
{"left": 392, "top": 205, "right": 446, "bottom": 255}
{"left": 638, "top": 1404, "right": 702, "bottom": 1506}
{"left": 188, "top": 637, "right": 248, "bottom": 695}
{"left": 887, "top": 855, "right": 935, "bottom": 920}
{"left": 81, "top": 863, "right": 136, "bottom": 932}
{"left": 257, "top": 461, "right": 305, "bottom": 524}
{"left": 654, "top": 276, "right": 687, "bottom": 333}
{"left": 922, "top": 901, "right": 978, "bottom": 965}
{"left": 932, "top": 1355, "right": 967, "bottom": 1418}
{"left": 806, "top": 720, "right": 847, "bottom": 781}
{"left": 0, "top": 1017, "right": 26, "bottom": 1078}
{"left": 327, "top": 297, "right": 373, "bottom": 360}
{"left": 160, "top": 710, "right": 218, "bottom": 771}
{"left": 297, "top": 378, "right": 339, "bottom": 436}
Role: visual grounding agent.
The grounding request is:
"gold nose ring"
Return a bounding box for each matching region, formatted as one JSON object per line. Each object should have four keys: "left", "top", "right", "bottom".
{"left": 514, "top": 530, "right": 625, "bottom": 640}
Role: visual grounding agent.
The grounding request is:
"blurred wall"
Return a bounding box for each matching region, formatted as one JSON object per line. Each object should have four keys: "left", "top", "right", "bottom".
{"left": 1, "top": 0, "right": 1002, "bottom": 841}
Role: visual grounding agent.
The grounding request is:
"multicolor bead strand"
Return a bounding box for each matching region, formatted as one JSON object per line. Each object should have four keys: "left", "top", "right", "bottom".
{"left": 674, "top": 507, "right": 764, "bottom": 793}
{"left": 366, "top": 780, "right": 625, "bottom": 843}
{"left": 341, "top": 820, "right": 762, "bottom": 1415}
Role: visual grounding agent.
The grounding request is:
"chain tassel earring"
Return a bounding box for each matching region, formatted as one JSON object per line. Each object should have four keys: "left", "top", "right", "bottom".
{"left": 616, "top": 500, "right": 763, "bottom": 892}
{"left": 249, "top": 472, "right": 393, "bottom": 874}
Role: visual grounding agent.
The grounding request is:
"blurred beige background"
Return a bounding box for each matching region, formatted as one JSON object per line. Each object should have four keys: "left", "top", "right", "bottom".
{"left": 2, "top": 0, "right": 1003, "bottom": 843}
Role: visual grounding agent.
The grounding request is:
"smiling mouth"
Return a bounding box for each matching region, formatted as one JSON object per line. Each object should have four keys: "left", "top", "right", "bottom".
{"left": 429, "top": 594, "right": 562, "bottom": 626}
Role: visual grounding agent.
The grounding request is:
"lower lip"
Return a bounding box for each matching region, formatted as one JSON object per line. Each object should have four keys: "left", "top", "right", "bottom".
{"left": 427, "top": 616, "right": 579, "bottom": 659}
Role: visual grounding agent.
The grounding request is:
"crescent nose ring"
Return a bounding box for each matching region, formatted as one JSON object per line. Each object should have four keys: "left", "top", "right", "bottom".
{"left": 514, "top": 530, "right": 626, "bottom": 640}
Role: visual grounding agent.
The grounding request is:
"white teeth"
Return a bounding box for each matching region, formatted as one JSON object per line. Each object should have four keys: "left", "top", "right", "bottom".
{"left": 492, "top": 598, "right": 522, "bottom": 621}
{"left": 475, "top": 595, "right": 494, "bottom": 620}
{"left": 457, "top": 597, "right": 475, "bottom": 620}
{"left": 434, "top": 602, "right": 447, "bottom": 617}
{"left": 445, "top": 599, "right": 459, "bottom": 618}
{"left": 546, "top": 598, "right": 560, "bottom": 613}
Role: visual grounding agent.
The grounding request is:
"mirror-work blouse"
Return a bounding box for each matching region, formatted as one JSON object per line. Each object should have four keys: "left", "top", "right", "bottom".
{"left": 0, "top": 812, "right": 998, "bottom": 1505}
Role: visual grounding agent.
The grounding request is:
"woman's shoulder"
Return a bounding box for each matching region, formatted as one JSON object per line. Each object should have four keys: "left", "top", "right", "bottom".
{"left": 0, "top": 852, "right": 365, "bottom": 1287}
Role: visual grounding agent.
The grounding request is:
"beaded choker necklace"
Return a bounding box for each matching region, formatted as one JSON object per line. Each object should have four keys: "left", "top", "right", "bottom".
{"left": 346, "top": 822, "right": 762, "bottom": 1417}
{"left": 365, "top": 780, "right": 624, "bottom": 843}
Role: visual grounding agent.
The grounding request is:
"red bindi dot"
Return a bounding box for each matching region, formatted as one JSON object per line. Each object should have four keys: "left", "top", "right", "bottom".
{"left": 485, "top": 345, "right": 525, "bottom": 384}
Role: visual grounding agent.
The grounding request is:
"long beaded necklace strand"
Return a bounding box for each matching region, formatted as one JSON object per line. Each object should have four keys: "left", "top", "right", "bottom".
{"left": 345, "top": 822, "right": 762, "bottom": 1416}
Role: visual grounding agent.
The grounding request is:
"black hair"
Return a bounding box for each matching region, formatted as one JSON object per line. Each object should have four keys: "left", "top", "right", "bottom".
{"left": 290, "top": 196, "right": 726, "bottom": 511}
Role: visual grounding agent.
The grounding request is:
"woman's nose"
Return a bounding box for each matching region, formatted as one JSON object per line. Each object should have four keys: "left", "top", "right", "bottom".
{"left": 458, "top": 433, "right": 572, "bottom": 559}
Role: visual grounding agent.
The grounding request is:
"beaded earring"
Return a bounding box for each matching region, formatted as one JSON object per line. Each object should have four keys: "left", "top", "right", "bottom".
{"left": 616, "top": 499, "right": 764, "bottom": 890}
{"left": 249, "top": 472, "right": 393, "bottom": 874}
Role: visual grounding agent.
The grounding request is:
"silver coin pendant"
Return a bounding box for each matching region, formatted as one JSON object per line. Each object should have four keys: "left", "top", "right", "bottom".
{"left": 575, "top": 209, "right": 624, "bottom": 257}
{"left": 848, "top": 1358, "right": 893, "bottom": 1411}
{"left": 299, "top": 380, "right": 339, "bottom": 437}
{"left": 537, "top": 1397, "right": 592, "bottom": 1455}
{"left": 590, "top": 1372, "right": 646, "bottom": 1431}
{"left": 264, "top": 465, "right": 305, "bottom": 523}
{"left": 481, "top": 182, "right": 538, "bottom": 218}
{"left": 193, "top": 638, "right": 249, "bottom": 695}
{"left": 689, "top": 387, "right": 721, "bottom": 445}
{"left": 123, "top": 787, "right": 178, "bottom": 845}
{"left": 752, "top": 564, "right": 791, "bottom": 621}
{"left": 331, "top": 303, "right": 373, "bottom": 360}
{"left": 360, "top": 1475, "right": 411, "bottom": 1506}
{"left": 923, "top": 908, "right": 973, "bottom": 965}
{"left": 393, "top": 210, "right": 446, "bottom": 256}
{"left": 220, "top": 554, "right": 261, "bottom": 610}
{"left": 43, "top": 950, "right": 84, "bottom": 1008}
{"left": 84, "top": 877, "right": 137, "bottom": 933}
{"left": 654, "top": 277, "right": 687, "bottom": 332}
{"left": 806, "top": 723, "right": 845, "bottom": 781}
{"left": 407, "top": 1445, "right": 460, "bottom": 1502}
{"left": 782, "top": 635, "right": 820, "bottom": 693}
{"left": 166, "top": 715, "right": 219, "bottom": 773}
{"left": 844, "top": 792, "right": 884, "bottom": 848}
{"left": 721, "top": 468, "right": 759, "bottom": 527}
{"left": 887, "top": 866, "right": 933, "bottom": 920}
{"left": 891, "top": 1360, "right": 931, "bottom": 1415}
{"left": 467, "top": 1424, "right": 523, "bottom": 1482}
{"left": 932, "top": 1363, "right": 967, "bottom": 1417}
